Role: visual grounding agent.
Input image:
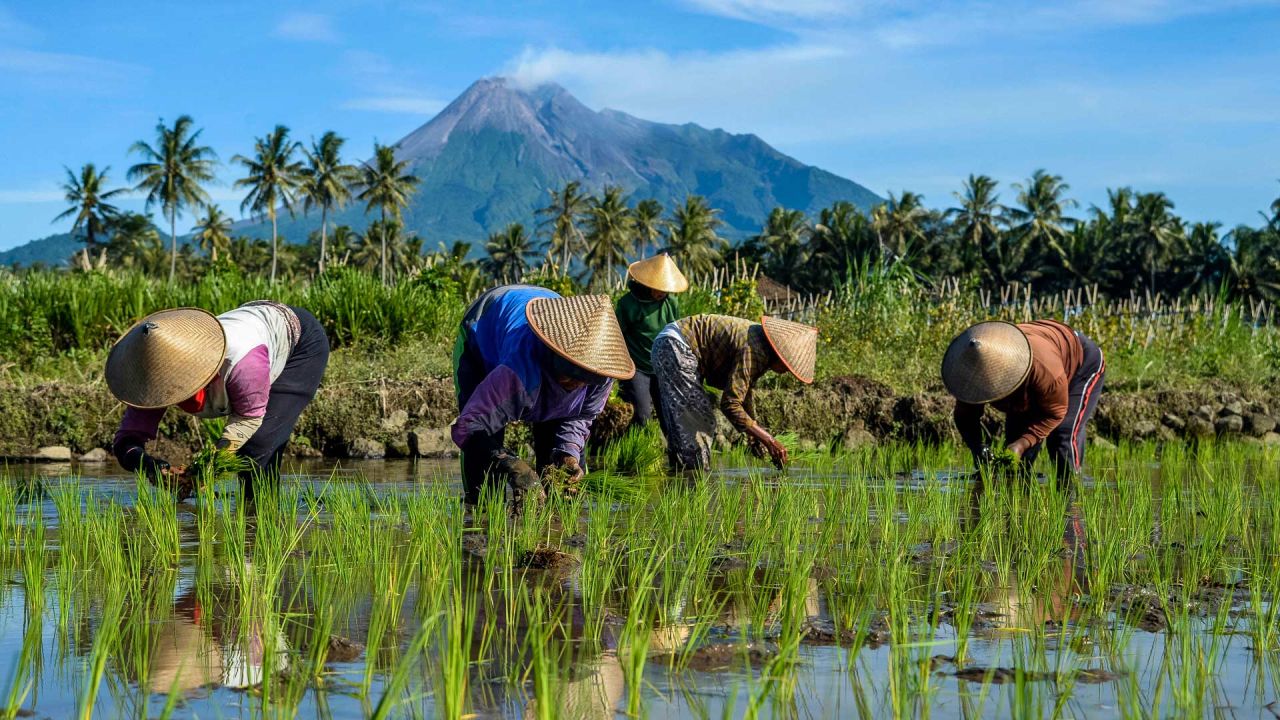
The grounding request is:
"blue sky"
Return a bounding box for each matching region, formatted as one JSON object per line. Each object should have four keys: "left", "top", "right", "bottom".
{"left": 1, "top": 0, "right": 1277, "bottom": 250}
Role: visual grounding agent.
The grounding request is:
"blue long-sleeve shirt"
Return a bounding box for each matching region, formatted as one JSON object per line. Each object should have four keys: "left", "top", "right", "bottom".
{"left": 451, "top": 286, "right": 612, "bottom": 460}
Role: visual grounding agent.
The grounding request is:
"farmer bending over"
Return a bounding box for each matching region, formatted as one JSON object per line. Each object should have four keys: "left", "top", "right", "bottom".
{"left": 614, "top": 253, "right": 687, "bottom": 427}
{"left": 943, "top": 319, "right": 1106, "bottom": 484}
{"left": 652, "top": 314, "right": 817, "bottom": 472}
{"left": 107, "top": 302, "right": 330, "bottom": 499}
{"left": 452, "top": 286, "right": 634, "bottom": 505}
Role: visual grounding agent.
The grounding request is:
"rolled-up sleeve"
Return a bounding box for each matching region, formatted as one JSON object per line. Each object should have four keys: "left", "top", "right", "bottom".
{"left": 452, "top": 365, "right": 527, "bottom": 449}
{"left": 550, "top": 380, "right": 613, "bottom": 461}
{"left": 720, "top": 354, "right": 759, "bottom": 432}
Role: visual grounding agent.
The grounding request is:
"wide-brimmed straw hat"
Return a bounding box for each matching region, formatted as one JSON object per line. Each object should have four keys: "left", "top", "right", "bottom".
{"left": 941, "top": 321, "right": 1032, "bottom": 404}
{"left": 761, "top": 316, "right": 818, "bottom": 384}
{"left": 627, "top": 254, "right": 689, "bottom": 293}
{"left": 526, "top": 294, "right": 636, "bottom": 380}
{"left": 105, "top": 308, "right": 226, "bottom": 409}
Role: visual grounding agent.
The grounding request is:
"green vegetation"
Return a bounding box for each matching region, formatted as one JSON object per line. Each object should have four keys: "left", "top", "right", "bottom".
{"left": 0, "top": 441, "right": 1277, "bottom": 717}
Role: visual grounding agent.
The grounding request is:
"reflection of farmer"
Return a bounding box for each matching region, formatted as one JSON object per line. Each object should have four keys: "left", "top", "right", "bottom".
{"left": 452, "top": 286, "right": 635, "bottom": 504}
{"left": 651, "top": 315, "right": 817, "bottom": 472}
{"left": 614, "top": 254, "right": 686, "bottom": 427}
{"left": 107, "top": 302, "right": 330, "bottom": 496}
{"left": 144, "top": 585, "right": 290, "bottom": 695}
{"left": 944, "top": 320, "right": 1106, "bottom": 484}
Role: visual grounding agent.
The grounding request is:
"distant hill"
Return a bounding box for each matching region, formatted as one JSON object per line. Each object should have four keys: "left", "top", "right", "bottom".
{"left": 0, "top": 232, "right": 78, "bottom": 268}
{"left": 5, "top": 77, "right": 883, "bottom": 265}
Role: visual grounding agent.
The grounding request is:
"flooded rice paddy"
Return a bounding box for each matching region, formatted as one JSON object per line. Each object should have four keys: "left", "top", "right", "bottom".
{"left": 1, "top": 441, "right": 1278, "bottom": 718}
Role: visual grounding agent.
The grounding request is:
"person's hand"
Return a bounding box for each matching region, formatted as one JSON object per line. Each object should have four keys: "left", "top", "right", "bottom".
{"left": 1006, "top": 438, "right": 1032, "bottom": 459}
{"left": 762, "top": 436, "right": 788, "bottom": 469}
{"left": 975, "top": 446, "right": 995, "bottom": 466}
{"left": 559, "top": 456, "right": 585, "bottom": 484}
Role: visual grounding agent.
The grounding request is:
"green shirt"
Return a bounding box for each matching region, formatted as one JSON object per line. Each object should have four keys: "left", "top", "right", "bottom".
{"left": 615, "top": 291, "right": 681, "bottom": 375}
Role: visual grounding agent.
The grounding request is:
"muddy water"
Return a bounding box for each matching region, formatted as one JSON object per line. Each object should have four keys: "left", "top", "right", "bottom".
{"left": 0, "top": 461, "right": 1275, "bottom": 718}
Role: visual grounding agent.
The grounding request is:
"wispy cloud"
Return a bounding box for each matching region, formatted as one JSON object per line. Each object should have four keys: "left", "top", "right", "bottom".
{"left": 273, "top": 12, "right": 340, "bottom": 43}
{"left": 342, "top": 95, "right": 445, "bottom": 115}
{"left": 337, "top": 49, "right": 444, "bottom": 116}
{"left": 683, "top": 0, "right": 862, "bottom": 23}
{"left": 0, "top": 188, "right": 63, "bottom": 204}
{"left": 0, "top": 48, "right": 144, "bottom": 92}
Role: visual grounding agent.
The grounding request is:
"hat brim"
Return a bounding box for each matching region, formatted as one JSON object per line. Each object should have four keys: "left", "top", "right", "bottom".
{"left": 941, "top": 321, "right": 1032, "bottom": 404}
{"left": 525, "top": 296, "right": 636, "bottom": 381}
{"left": 105, "top": 308, "right": 226, "bottom": 409}
{"left": 627, "top": 257, "right": 689, "bottom": 293}
{"left": 761, "top": 316, "right": 817, "bottom": 384}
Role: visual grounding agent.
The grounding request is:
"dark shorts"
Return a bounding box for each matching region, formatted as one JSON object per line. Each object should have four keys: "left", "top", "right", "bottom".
{"left": 240, "top": 306, "right": 330, "bottom": 483}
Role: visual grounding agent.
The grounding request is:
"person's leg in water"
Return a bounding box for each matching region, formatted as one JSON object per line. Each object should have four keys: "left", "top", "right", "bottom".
{"left": 618, "top": 371, "right": 654, "bottom": 427}
{"left": 238, "top": 308, "right": 330, "bottom": 506}
{"left": 1045, "top": 335, "right": 1105, "bottom": 556}
{"left": 652, "top": 332, "right": 715, "bottom": 473}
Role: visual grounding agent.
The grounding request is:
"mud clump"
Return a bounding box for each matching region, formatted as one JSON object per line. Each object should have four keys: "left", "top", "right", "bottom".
{"left": 518, "top": 546, "right": 579, "bottom": 572}
{"left": 801, "top": 615, "right": 891, "bottom": 648}
{"left": 681, "top": 640, "right": 778, "bottom": 672}
{"left": 325, "top": 634, "right": 365, "bottom": 663}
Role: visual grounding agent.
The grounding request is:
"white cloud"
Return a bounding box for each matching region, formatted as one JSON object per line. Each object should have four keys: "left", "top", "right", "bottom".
{"left": 684, "top": 0, "right": 864, "bottom": 23}
{"left": 273, "top": 12, "right": 340, "bottom": 43}
{"left": 342, "top": 95, "right": 446, "bottom": 115}
{"left": 0, "top": 188, "right": 63, "bottom": 204}
{"left": 0, "top": 47, "right": 143, "bottom": 91}
{"left": 336, "top": 49, "right": 445, "bottom": 116}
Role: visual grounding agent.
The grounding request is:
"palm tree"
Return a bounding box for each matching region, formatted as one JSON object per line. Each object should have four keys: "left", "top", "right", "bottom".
{"left": 346, "top": 229, "right": 382, "bottom": 273}
{"left": 1006, "top": 170, "right": 1076, "bottom": 285}
{"left": 105, "top": 212, "right": 165, "bottom": 274}
{"left": 632, "top": 198, "right": 664, "bottom": 256}
{"left": 946, "top": 175, "right": 1004, "bottom": 273}
{"left": 233, "top": 125, "right": 304, "bottom": 283}
{"left": 752, "top": 207, "right": 811, "bottom": 285}
{"left": 536, "top": 181, "right": 590, "bottom": 273}
{"left": 811, "top": 201, "right": 875, "bottom": 285}
{"left": 300, "top": 131, "right": 360, "bottom": 275}
{"left": 54, "top": 163, "right": 127, "bottom": 267}
{"left": 1225, "top": 226, "right": 1280, "bottom": 302}
{"left": 871, "top": 191, "right": 928, "bottom": 261}
{"left": 583, "top": 186, "right": 636, "bottom": 286}
{"left": 191, "top": 205, "right": 232, "bottom": 263}
{"left": 127, "top": 115, "right": 217, "bottom": 283}
{"left": 484, "top": 223, "right": 534, "bottom": 283}
{"left": 1262, "top": 181, "right": 1280, "bottom": 231}
{"left": 664, "top": 195, "right": 725, "bottom": 276}
{"left": 1047, "top": 222, "right": 1118, "bottom": 290}
{"left": 355, "top": 143, "right": 420, "bottom": 285}
{"left": 1129, "top": 192, "right": 1183, "bottom": 294}
{"left": 1176, "top": 221, "right": 1228, "bottom": 294}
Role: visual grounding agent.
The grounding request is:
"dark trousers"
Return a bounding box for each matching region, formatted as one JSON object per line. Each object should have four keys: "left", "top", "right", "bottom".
{"left": 454, "top": 320, "right": 561, "bottom": 505}
{"left": 240, "top": 307, "right": 330, "bottom": 490}
{"left": 1012, "top": 333, "right": 1106, "bottom": 483}
{"left": 618, "top": 369, "right": 661, "bottom": 426}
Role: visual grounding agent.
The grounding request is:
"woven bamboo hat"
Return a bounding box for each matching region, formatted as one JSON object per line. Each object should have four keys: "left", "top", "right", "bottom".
{"left": 761, "top": 316, "right": 818, "bottom": 384}
{"left": 627, "top": 254, "right": 689, "bottom": 293}
{"left": 941, "top": 321, "right": 1032, "bottom": 404}
{"left": 526, "top": 294, "right": 636, "bottom": 380}
{"left": 105, "top": 308, "right": 227, "bottom": 409}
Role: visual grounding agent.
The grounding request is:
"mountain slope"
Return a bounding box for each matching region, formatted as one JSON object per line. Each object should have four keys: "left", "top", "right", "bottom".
{"left": 270, "top": 77, "right": 881, "bottom": 246}
{"left": 0, "top": 232, "right": 78, "bottom": 267}
{"left": 5, "top": 77, "right": 883, "bottom": 264}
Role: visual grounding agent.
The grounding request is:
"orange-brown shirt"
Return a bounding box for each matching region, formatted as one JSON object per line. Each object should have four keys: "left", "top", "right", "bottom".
{"left": 955, "top": 320, "right": 1084, "bottom": 449}
{"left": 677, "top": 314, "right": 772, "bottom": 432}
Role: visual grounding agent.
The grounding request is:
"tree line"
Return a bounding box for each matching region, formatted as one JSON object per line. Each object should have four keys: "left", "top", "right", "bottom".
{"left": 52, "top": 115, "right": 1280, "bottom": 301}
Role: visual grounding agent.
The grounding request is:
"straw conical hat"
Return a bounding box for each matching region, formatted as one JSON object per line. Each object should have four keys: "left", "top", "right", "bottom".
{"left": 941, "top": 321, "right": 1032, "bottom": 404}
{"left": 627, "top": 254, "right": 689, "bottom": 293}
{"left": 761, "top": 316, "right": 818, "bottom": 384}
{"left": 105, "top": 308, "right": 226, "bottom": 409}
{"left": 526, "top": 295, "right": 636, "bottom": 380}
